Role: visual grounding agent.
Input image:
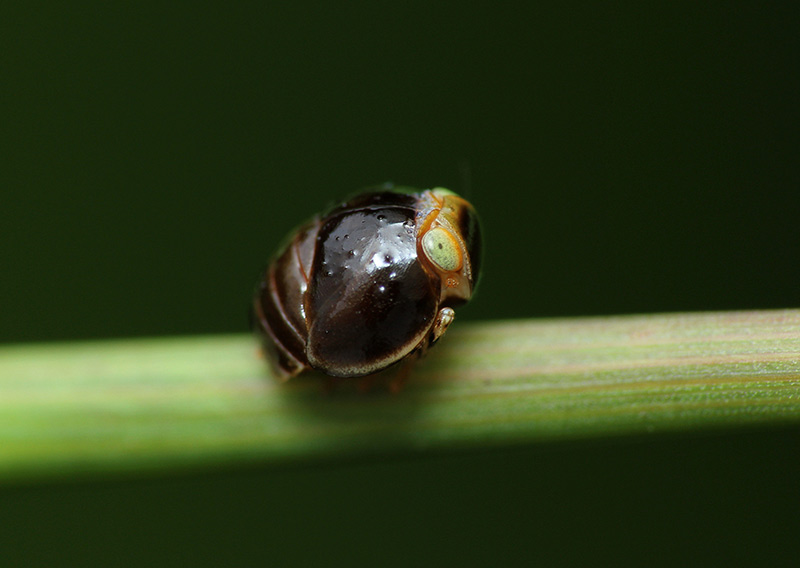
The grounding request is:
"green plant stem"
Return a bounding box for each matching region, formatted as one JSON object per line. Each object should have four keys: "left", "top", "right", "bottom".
{"left": 1, "top": 310, "right": 799, "bottom": 483}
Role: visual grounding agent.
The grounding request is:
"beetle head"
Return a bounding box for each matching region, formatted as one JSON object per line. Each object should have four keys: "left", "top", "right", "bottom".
{"left": 417, "top": 188, "right": 482, "bottom": 307}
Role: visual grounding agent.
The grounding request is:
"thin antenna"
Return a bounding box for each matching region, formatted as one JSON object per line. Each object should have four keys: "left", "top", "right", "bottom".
{"left": 458, "top": 159, "right": 473, "bottom": 200}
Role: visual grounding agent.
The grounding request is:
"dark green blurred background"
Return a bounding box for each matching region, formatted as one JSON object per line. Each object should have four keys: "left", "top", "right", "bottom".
{"left": 3, "top": 2, "right": 798, "bottom": 566}
{"left": 4, "top": 2, "right": 798, "bottom": 343}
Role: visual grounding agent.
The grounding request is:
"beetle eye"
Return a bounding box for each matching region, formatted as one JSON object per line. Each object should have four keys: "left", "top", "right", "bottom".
{"left": 422, "top": 227, "right": 463, "bottom": 272}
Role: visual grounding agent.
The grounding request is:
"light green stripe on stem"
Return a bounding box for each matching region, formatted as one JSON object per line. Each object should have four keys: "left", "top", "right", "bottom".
{"left": 0, "top": 310, "right": 799, "bottom": 483}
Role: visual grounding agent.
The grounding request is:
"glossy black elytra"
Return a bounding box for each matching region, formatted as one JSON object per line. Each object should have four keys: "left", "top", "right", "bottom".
{"left": 253, "top": 187, "right": 481, "bottom": 380}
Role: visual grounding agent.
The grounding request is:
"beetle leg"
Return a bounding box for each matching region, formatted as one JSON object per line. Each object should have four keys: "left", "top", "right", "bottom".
{"left": 358, "top": 374, "right": 377, "bottom": 393}
{"left": 429, "top": 307, "right": 455, "bottom": 348}
{"left": 389, "top": 307, "right": 453, "bottom": 393}
{"left": 389, "top": 354, "right": 418, "bottom": 394}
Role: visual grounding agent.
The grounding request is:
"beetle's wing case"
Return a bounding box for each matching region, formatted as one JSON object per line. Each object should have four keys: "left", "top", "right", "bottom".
{"left": 305, "top": 192, "right": 439, "bottom": 377}
{"left": 253, "top": 217, "right": 319, "bottom": 378}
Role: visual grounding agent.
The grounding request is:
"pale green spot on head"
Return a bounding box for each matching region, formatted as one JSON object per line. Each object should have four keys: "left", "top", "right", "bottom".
{"left": 422, "top": 227, "right": 463, "bottom": 272}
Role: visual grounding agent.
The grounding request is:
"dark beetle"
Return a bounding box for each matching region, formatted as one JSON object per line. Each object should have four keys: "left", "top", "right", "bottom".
{"left": 253, "top": 187, "right": 481, "bottom": 380}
